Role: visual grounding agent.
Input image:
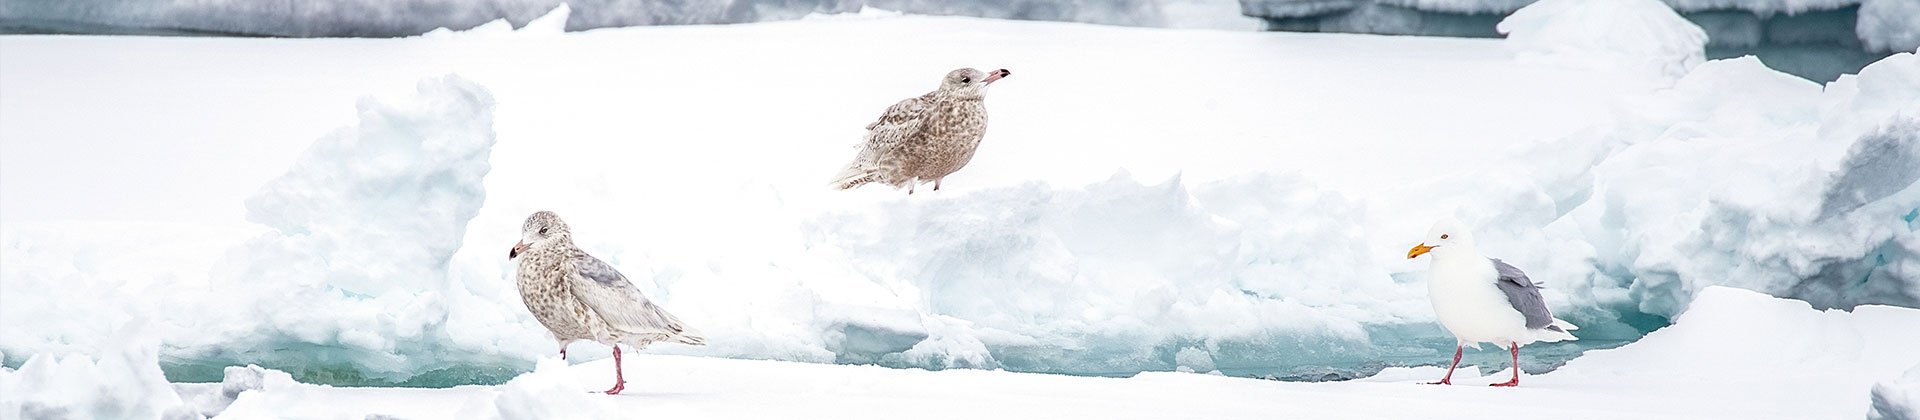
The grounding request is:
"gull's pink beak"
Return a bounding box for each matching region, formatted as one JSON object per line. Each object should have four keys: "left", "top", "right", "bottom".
{"left": 984, "top": 68, "right": 1010, "bottom": 84}
{"left": 510, "top": 241, "right": 528, "bottom": 259}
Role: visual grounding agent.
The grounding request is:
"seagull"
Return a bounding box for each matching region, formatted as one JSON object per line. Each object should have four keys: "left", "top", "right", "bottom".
{"left": 1406, "top": 218, "right": 1577, "bottom": 387}
{"left": 831, "top": 67, "right": 1011, "bottom": 194}
{"left": 510, "top": 211, "right": 706, "bottom": 395}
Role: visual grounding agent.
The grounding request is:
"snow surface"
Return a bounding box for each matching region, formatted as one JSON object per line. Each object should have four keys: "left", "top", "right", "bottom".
{"left": 1251, "top": 0, "right": 1866, "bottom": 15}
{"left": 5, "top": 286, "right": 1912, "bottom": 419}
{"left": 1497, "top": 0, "right": 1708, "bottom": 79}
{"left": 420, "top": 4, "right": 572, "bottom": 39}
{"left": 3, "top": 12, "right": 1918, "bottom": 386}
{"left": 3, "top": 73, "right": 506, "bottom": 384}
{"left": 1663, "top": 0, "right": 1859, "bottom": 14}
{"left": 1860, "top": 0, "right": 1920, "bottom": 53}
{"left": 0, "top": 321, "right": 198, "bottom": 420}
{"left": 1874, "top": 362, "right": 1920, "bottom": 420}
{"left": 1242, "top": 0, "right": 1920, "bottom": 54}
{"left": 0, "top": 0, "right": 1261, "bottom": 37}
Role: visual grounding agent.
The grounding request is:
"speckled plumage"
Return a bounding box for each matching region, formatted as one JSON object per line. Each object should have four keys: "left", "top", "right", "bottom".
{"left": 510, "top": 211, "right": 703, "bottom": 393}
{"left": 833, "top": 67, "right": 1010, "bottom": 193}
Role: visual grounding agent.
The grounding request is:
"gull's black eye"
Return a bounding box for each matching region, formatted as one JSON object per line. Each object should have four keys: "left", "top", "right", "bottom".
{"left": 1440, "top": 234, "right": 1449, "bottom": 240}
{"left": 960, "top": 77, "right": 971, "bottom": 83}
{"left": 539, "top": 228, "right": 549, "bottom": 235}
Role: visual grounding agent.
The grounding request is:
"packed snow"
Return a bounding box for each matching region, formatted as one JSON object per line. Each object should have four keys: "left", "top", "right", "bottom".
{"left": 0, "top": 321, "right": 197, "bottom": 420}
{"left": 2, "top": 0, "right": 1917, "bottom": 395}
{"left": 1860, "top": 0, "right": 1920, "bottom": 53}
{"left": 1874, "top": 363, "right": 1920, "bottom": 420}
{"left": 1496, "top": 0, "right": 1708, "bottom": 78}
{"left": 0, "top": 0, "right": 1261, "bottom": 37}
{"left": 420, "top": 3, "right": 572, "bottom": 39}
{"left": 1249, "top": 0, "right": 1885, "bottom": 18}
{"left": 4, "top": 74, "right": 509, "bottom": 385}
{"left": 1241, "top": 0, "right": 1920, "bottom": 57}
{"left": 4, "top": 286, "right": 1912, "bottom": 419}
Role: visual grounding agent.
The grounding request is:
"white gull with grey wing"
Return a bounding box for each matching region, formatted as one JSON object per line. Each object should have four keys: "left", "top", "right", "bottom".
{"left": 1407, "top": 218, "right": 1576, "bottom": 387}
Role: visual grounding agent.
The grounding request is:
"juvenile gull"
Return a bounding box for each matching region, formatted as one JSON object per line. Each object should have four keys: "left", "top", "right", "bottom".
{"left": 831, "top": 67, "right": 1011, "bottom": 194}
{"left": 1406, "top": 218, "right": 1577, "bottom": 387}
{"left": 509, "top": 211, "right": 705, "bottom": 394}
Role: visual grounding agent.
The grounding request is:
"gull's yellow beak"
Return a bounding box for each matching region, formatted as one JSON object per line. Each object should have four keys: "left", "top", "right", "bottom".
{"left": 1407, "top": 243, "right": 1434, "bottom": 259}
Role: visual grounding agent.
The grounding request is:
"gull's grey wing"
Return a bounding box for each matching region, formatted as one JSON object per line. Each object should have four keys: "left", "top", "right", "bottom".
{"left": 567, "top": 252, "right": 694, "bottom": 337}
{"left": 1491, "top": 258, "right": 1559, "bottom": 331}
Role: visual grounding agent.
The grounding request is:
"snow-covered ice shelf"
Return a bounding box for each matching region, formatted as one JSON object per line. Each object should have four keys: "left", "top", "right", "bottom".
{"left": 5, "top": 287, "right": 1916, "bottom": 419}
{"left": 0, "top": 0, "right": 1263, "bottom": 37}
{"left": 2, "top": 4, "right": 1917, "bottom": 390}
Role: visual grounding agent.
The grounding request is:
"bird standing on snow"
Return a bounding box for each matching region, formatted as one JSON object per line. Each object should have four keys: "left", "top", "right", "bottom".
{"left": 1406, "top": 218, "right": 1577, "bottom": 387}
{"left": 832, "top": 67, "right": 1011, "bottom": 194}
{"left": 510, "top": 211, "right": 705, "bottom": 394}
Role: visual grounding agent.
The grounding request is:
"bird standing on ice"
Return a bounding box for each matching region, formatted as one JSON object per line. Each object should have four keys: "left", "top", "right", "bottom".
{"left": 832, "top": 67, "right": 1011, "bottom": 194}
{"left": 1406, "top": 218, "right": 1577, "bottom": 387}
{"left": 510, "top": 211, "right": 706, "bottom": 394}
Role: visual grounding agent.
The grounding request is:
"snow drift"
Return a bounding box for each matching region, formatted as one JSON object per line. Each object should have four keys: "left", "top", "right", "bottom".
{"left": 1241, "top": 0, "right": 1920, "bottom": 53}
{"left": 1, "top": 14, "right": 1916, "bottom": 386}
{"left": 0, "top": 0, "right": 1259, "bottom": 37}
{"left": 1, "top": 74, "right": 510, "bottom": 385}
{"left": 1874, "top": 363, "right": 1920, "bottom": 420}
{"left": 0, "top": 322, "right": 196, "bottom": 420}
{"left": 191, "top": 73, "right": 504, "bottom": 384}
{"left": 1540, "top": 287, "right": 1920, "bottom": 420}
{"left": 1496, "top": 0, "right": 1707, "bottom": 78}
{"left": 1551, "top": 51, "right": 1920, "bottom": 315}
{"left": 10, "top": 286, "right": 1912, "bottom": 419}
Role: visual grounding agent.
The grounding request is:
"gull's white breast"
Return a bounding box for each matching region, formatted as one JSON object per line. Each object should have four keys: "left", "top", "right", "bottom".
{"left": 1428, "top": 253, "right": 1529, "bottom": 347}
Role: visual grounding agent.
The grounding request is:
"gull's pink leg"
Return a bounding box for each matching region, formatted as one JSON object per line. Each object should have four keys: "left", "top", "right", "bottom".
{"left": 1428, "top": 345, "right": 1463, "bottom": 385}
{"left": 604, "top": 345, "right": 627, "bottom": 394}
{"left": 559, "top": 342, "right": 570, "bottom": 360}
{"left": 1491, "top": 343, "right": 1520, "bottom": 387}
{"left": 934, "top": 179, "right": 942, "bottom": 191}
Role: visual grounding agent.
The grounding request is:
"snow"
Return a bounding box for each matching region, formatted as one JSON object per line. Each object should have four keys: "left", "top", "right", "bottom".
{"left": 1376, "top": 0, "right": 1536, "bottom": 14}
{"left": 1873, "top": 362, "right": 1920, "bottom": 420}
{"left": 1241, "top": 0, "right": 1871, "bottom": 18}
{"left": 2, "top": 74, "right": 509, "bottom": 384}
{"left": 1497, "top": 0, "right": 1707, "bottom": 79}
{"left": 460, "top": 359, "right": 621, "bottom": 419}
{"left": 7, "top": 286, "right": 1909, "bottom": 419}
{"left": 1370, "top": 46, "right": 1920, "bottom": 323}
{"left": 0, "top": 321, "right": 198, "bottom": 420}
{"left": 1549, "top": 287, "right": 1920, "bottom": 419}
{"left": 1252, "top": 0, "right": 1870, "bottom": 16}
{"left": 0, "top": 0, "right": 1260, "bottom": 37}
{"left": 195, "top": 74, "right": 502, "bottom": 383}
{"left": 1662, "top": 0, "right": 1859, "bottom": 14}
{"left": 3, "top": 11, "right": 1918, "bottom": 389}
{"left": 170, "top": 365, "right": 302, "bottom": 419}
{"left": 1860, "top": 0, "right": 1920, "bottom": 52}
{"left": 421, "top": 4, "right": 571, "bottom": 38}
{"left": 1244, "top": 0, "right": 1920, "bottom": 58}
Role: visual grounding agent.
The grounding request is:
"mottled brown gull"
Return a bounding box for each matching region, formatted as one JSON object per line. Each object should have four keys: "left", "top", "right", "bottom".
{"left": 832, "top": 67, "right": 1011, "bottom": 194}
{"left": 509, "top": 211, "right": 706, "bottom": 394}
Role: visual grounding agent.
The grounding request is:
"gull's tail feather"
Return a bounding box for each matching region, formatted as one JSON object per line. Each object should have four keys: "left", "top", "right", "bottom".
{"left": 1551, "top": 318, "right": 1579, "bottom": 331}
{"left": 669, "top": 330, "right": 707, "bottom": 346}
{"left": 831, "top": 162, "right": 879, "bottom": 190}
{"left": 1532, "top": 318, "right": 1580, "bottom": 343}
{"left": 832, "top": 147, "right": 883, "bottom": 190}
